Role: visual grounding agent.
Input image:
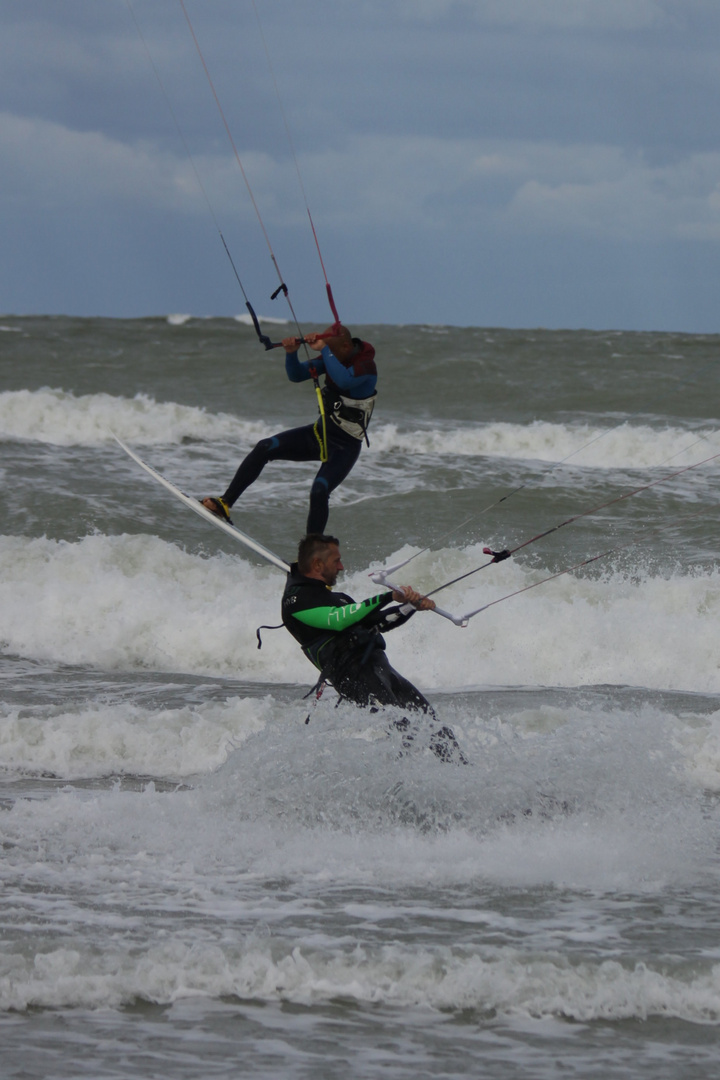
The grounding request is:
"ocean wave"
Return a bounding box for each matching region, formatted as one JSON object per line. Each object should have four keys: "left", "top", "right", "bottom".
{"left": 232, "top": 313, "right": 289, "bottom": 327}
{"left": 0, "top": 388, "right": 272, "bottom": 447}
{"left": 1, "top": 533, "right": 719, "bottom": 693}
{"left": 1, "top": 388, "right": 717, "bottom": 467}
{"left": 0, "top": 760, "right": 717, "bottom": 1012}
{"left": 0, "top": 695, "right": 270, "bottom": 780}
{"left": 371, "top": 419, "right": 720, "bottom": 469}
{"left": 677, "top": 710, "right": 720, "bottom": 792}
{"left": 0, "top": 532, "right": 301, "bottom": 680}
{"left": 165, "top": 313, "right": 288, "bottom": 327}
{"left": 1, "top": 935, "right": 719, "bottom": 1020}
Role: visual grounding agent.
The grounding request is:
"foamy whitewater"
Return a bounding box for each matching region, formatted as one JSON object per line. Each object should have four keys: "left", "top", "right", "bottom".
{"left": 1, "top": 316, "right": 719, "bottom": 1078}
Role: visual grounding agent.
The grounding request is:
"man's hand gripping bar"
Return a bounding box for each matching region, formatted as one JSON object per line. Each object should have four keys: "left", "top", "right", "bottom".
{"left": 369, "top": 570, "right": 470, "bottom": 627}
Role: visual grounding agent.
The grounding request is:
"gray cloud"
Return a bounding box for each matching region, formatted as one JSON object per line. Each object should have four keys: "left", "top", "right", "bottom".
{"left": 397, "top": 0, "right": 671, "bottom": 30}
{"left": 2, "top": 0, "right": 720, "bottom": 329}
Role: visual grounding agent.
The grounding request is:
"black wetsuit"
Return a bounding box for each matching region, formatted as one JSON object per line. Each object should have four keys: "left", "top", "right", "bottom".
{"left": 281, "top": 565, "right": 466, "bottom": 762}
{"left": 222, "top": 342, "right": 377, "bottom": 534}
{"left": 223, "top": 422, "right": 361, "bottom": 536}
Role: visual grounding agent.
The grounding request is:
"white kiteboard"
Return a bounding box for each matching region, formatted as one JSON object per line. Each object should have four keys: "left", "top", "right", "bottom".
{"left": 113, "top": 435, "right": 290, "bottom": 573}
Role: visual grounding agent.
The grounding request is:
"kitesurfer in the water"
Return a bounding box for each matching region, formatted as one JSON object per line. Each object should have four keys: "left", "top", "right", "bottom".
{"left": 202, "top": 325, "right": 376, "bottom": 533}
{"left": 281, "top": 533, "right": 466, "bottom": 763}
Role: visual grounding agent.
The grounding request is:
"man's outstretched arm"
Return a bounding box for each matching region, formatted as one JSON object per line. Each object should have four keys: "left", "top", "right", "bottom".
{"left": 291, "top": 593, "right": 393, "bottom": 632}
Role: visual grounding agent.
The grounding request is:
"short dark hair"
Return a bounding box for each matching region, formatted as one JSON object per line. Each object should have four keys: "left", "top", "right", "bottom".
{"left": 297, "top": 533, "right": 340, "bottom": 574}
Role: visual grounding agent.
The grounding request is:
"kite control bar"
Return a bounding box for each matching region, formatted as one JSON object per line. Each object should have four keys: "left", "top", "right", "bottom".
{"left": 246, "top": 300, "right": 319, "bottom": 352}
{"left": 369, "top": 570, "right": 470, "bottom": 627}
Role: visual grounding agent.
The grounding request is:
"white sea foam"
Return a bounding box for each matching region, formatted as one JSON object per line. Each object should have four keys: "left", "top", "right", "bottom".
{"left": 164, "top": 314, "right": 288, "bottom": 327}
{"left": 233, "top": 313, "right": 289, "bottom": 326}
{"left": 1, "top": 533, "right": 719, "bottom": 694}
{"left": 410, "top": 544, "right": 720, "bottom": 695}
{"left": 0, "top": 533, "right": 302, "bottom": 680}
{"left": 371, "top": 419, "right": 720, "bottom": 469}
{"left": 0, "top": 696, "right": 270, "bottom": 780}
{"left": 675, "top": 710, "right": 720, "bottom": 792}
{"left": 0, "top": 684, "right": 716, "bottom": 1021}
{"left": 0, "top": 388, "right": 272, "bottom": 447}
{"left": 1, "top": 935, "right": 719, "bottom": 1019}
{"left": 0, "top": 773, "right": 716, "bottom": 1013}
{"left": 1, "top": 388, "right": 717, "bottom": 469}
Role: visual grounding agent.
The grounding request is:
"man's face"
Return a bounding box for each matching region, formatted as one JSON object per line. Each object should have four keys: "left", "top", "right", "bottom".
{"left": 318, "top": 544, "right": 344, "bottom": 587}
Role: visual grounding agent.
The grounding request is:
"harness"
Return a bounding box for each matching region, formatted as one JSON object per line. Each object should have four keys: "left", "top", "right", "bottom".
{"left": 321, "top": 384, "right": 376, "bottom": 445}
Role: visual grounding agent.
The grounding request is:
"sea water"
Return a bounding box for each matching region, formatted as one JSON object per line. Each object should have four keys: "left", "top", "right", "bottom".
{"left": 0, "top": 315, "right": 719, "bottom": 1078}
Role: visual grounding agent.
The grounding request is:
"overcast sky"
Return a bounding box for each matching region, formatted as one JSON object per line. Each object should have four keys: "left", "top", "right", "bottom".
{"left": 3, "top": 0, "right": 720, "bottom": 330}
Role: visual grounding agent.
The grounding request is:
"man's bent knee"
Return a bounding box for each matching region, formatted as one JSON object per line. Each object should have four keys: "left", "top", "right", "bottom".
{"left": 256, "top": 435, "right": 280, "bottom": 456}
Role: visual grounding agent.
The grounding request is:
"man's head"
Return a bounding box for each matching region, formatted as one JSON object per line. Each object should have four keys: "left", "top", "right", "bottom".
{"left": 297, "top": 533, "right": 343, "bottom": 586}
{"left": 320, "top": 324, "right": 355, "bottom": 361}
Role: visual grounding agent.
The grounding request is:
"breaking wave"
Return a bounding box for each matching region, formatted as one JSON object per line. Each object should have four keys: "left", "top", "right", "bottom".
{"left": 1, "top": 388, "right": 717, "bottom": 469}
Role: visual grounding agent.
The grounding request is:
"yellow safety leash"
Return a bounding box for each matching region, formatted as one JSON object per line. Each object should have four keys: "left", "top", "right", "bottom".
{"left": 310, "top": 369, "right": 328, "bottom": 462}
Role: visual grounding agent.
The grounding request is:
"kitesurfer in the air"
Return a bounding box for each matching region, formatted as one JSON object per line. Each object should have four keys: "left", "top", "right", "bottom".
{"left": 281, "top": 533, "right": 467, "bottom": 763}
{"left": 202, "top": 325, "right": 376, "bottom": 533}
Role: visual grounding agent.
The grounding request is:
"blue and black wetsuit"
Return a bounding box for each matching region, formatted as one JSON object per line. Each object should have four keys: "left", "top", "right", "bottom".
{"left": 222, "top": 340, "right": 377, "bottom": 534}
